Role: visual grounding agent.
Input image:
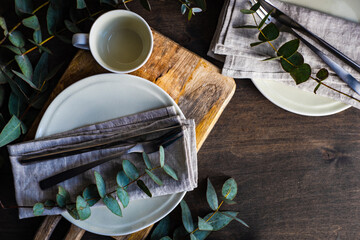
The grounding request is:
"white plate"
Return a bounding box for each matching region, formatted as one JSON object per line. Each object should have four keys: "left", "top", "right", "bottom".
{"left": 35, "top": 73, "right": 186, "bottom": 236}
{"left": 252, "top": 0, "right": 360, "bottom": 116}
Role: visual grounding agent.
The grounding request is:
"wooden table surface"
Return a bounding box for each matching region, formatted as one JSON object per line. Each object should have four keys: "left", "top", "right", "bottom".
{"left": 1, "top": 1, "right": 360, "bottom": 240}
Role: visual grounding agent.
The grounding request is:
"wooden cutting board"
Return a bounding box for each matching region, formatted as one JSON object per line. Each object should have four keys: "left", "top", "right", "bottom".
{"left": 30, "top": 30, "right": 235, "bottom": 240}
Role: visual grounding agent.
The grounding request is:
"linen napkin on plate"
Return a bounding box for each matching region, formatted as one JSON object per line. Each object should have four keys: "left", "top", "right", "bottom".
{"left": 8, "top": 106, "right": 197, "bottom": 219}
{"left": 209, "top": 0, "right": 360, "bottom": 109}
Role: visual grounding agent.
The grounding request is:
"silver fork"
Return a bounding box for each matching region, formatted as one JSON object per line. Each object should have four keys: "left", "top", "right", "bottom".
{"left": 249, "top": 0, "right": 360, "bottom": 96}
{"left": 39, "top": 129, "right": 184, "bottom": 190}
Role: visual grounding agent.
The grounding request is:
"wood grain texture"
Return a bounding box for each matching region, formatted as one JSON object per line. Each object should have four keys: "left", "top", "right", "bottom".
{"left": 26, "top": 30, "right": 234, "bottom": 239}
{"left": 33, "top": 215, "right": 61, "bottom": 240}
{"left": 64, "top": 224, "right": 86, "bottom": 240}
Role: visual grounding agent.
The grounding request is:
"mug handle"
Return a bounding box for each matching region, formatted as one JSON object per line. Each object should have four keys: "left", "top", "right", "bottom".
{"left": 72, "top": 33, "right": 90, "bottom": 50}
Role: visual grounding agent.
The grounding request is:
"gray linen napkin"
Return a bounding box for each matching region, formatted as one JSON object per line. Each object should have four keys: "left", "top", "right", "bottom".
{"left": 209, "top": 0, "right": 360, "bottom": 109}
{"left": 8, "top": 106, "right": 197, "bottom": 219}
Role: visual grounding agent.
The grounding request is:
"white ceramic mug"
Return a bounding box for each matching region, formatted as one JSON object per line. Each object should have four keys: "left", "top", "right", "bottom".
{"left": 72, "top": 10, "right": 153, "bottom": 73}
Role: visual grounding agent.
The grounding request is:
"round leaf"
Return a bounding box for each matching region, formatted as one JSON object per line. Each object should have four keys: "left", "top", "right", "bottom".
{"left": 116, "top": 171, "right": 130, "bottom": 188}
{"left": 22, "top": 16, "right": 40, "bottom": 30}
{"left": 76, "top": 195, "right": 91, "bottom": 220}
{"left": 159, "top": 145, "right": 165, "bottom": 167}
{"left": 33, "top": 203, "right": 44, "bottom": 216}
{"left": 277, "top": 39, "right": 300, "bottom": 58}
{"left": 44, "top": 200, "right": 55, "bottom": 209}
{"left": 163, "top": 164, "right": 178, "bottom": 180}
{"left": 56, "top": 186, "right": 70, "bottom": 207}
{"left": 9, "top": 31, "right": 25, "bottom": 48}
{"left": 290, "top": 63, "right": 311, "bottom": 85}
{"left": 94, "top": 171, "right": 106, "bottom": 198}
{"left": 258, "top": 23, "right": 279, "bottom": 42}
{"left": 145, "top": 169, "right": 163, "bottom": 186}
{"left": 137, "top": 180, "right": 152, "bottom": 197}
{"left": 180, "top": 200, "right": 194, "bottom": 233}
{"left": 66, "top": 203, "right": 80, "bottom": 220}
{"left": 103, "top": 195, "right": 122, "bottom": 216}
{"left": 316, "top": 68, "right": 329, "bottom": 80}
{"left": 280, "top": 52, "right": 304, "bottom": 72}
{"left": 222, "top": 178, "right": 237, "bottom": 200}
{"left": 116, "top": 186, "right": 129, "bottom": 208}
{"left": 83, "top": 184, "right": 100, "bottom": 207}
{"left": 151, "top": 215, "right": 170, "bottom": 240}
{"left": 206, "top": 178, "right": 218, "bottom": 211}
{"left": 142, "top": 152, "right": 152, "bottom": 169}
{"left": 122, "top": 159, "right": 139, "bottom": 180}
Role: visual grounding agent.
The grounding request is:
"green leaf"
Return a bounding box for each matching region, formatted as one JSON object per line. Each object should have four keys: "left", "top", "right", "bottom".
{"left": 0, "top": 17, "right": 8, "bottom": 35}
{"left": 82, "top": 184, "right": 100, "bottom": 207}
{"left": 0, "top": 115, "right": 25, "bottom": 147}
{"left": 44, "top": 200, "right": 55, "bottom": 209}
{"left": 280, "top": 52, "right": 304, "bottom": 72}
{"left": 15, "top": 0, "right": 33, "bottom": 15}
{"left": 262, "top": 56, "right": 282, "bottom": 61}
{"left": 56, "top": 186, "right": 70, "bottom": 207}
{"left": 314, "top": 82, "right": 321, "bottom": 94}
{"left": 9, "top": 31, "right": 25, "bottom": 48}
{"left": 250, "top": 41, "right": 264, "bottom": 47}
{"left": 8, "top": 92, "right": 26, "bottom": 117}
{"left": 64, "top": 20, "right": 81, "bottom": 33}
{"left": 290, "top": 63, "right": 311, "bottom": 85}
{"left": 151, "top": 215, "right": 170, "bottom": 240}
{"left": 33, "top": 203, "right": 44, "bottom": 216}
{"left": 250, "top": 2, "right": 260, "bottom": 11}
{"left": 76, "top": 195, "right": 91, "bottom": 220}
{"left": 33, "top": 29, "right": 42, "bottom": 44}
{"left": 33, "top": 52, "right": 49, "bottom": 89}
{"left": 145, "top": 169, "right": 163, "bottom": 185}
{"left": 206, "top": 178, "right": 218, "bottom": 211}
{"left": 22, "top": 16, "right": 40, "bottom": 30}
{"left": 222, "top": 178, "right": 237, "bottom": 200}
{"left": 259, "top": 9, "right": 272, "bottom": 29}
{"left": 195, "top": 0, "right": 206, "bottom": 10}
{"left": 12, "top": 70, "right": 39, "bottom": 90}
{"left": 28, "top": 39, "right": 52, "bottom": 54}
{"left": 142, "top": 152, "right": 152, "bottom": 169}
{"left": 14, "top": 54, "right": 33, "bottom": 80}
{"left": 198, "top": 216, "right": 213, "bottom": 231}
{"left": 2, "top": 45, "right": 22, "bottom": 55}
{"left": 140, "top": 0, "right": 151, "bottom": 11}
{"left": 277, "top": 39, "right": 300, "bottom": 58}
{"left": 94, "top": 171, "right": 106, "bottom": 198}
{"left": 103, "top": 195, "right": 122, "bottom": 216}
{"left": 77, "top": 0, "right": 87, "bottom": 9}
{"left": 221, "top": 197, "right": 237, "bottom": 205}
{"left": 163, "top": 164, "right": 178, "bottom": 180}
{"left": 122, "top": 159, "right": 139, "bottom": 180}
{"left": 240, "top": 9, "right": 255, "bottom": 14}
{"left": 219, "top": 211, "right": 249, "bottom": 228}
{"left": 203, "top": 211, "right": 238, "bottom": 231}
{"left": 137, "top": 180, "right": 152, "bottom": 197}
{"left": 188, "top": 8, "right": 193, "bottom": 21}
{"left": 234, "top": 25, "right": 258, "bottom": 29}
{"left": 258, "top": 23, "right": 279, "bottom": 42}
{"left": 180, "top": 200, "right": 194, "bottom": 233}
{"left": 316, "top": 68, "right": 329, "bottom": 80}
{"left": 159, "top": 146, "right": 165, "bottom": 167}
{"left": 116, "top": 186, "right": 129, "bottom": 208}
{"left": 116, "top": 171, "right": 130, "bottom": 188}
{"left": 66, "top": 203, "right": 80, "bottom": 220}
{"left": 190, "top": 234, "right": 198, "bottom": 240}
{"left": 47, "top": 0, "right": 64, "bottom": 35}
{"left": 181, "top": 4, "right": 187, "bottom": 15}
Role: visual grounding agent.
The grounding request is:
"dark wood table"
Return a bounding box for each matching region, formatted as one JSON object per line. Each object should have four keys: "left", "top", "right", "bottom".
{"left": 1, "top": 1, "right": 360, "bottom": 240}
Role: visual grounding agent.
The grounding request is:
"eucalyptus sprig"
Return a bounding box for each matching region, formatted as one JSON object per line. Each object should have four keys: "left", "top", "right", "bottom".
{"left": 31, "top": 146, "right": 179, "bottom": 220}
{"left": 0, "top": 0, "right": 207, "bottom": 151}
{"left": 237, "top": 2, "right": 360, "bottom": 103}
{"left": 150, "top": 178, "right": 248, "bottom": 240}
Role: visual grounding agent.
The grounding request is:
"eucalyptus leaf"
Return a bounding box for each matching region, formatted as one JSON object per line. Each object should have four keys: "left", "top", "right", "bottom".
{"left": 219, "top": 211, "right": 249, "bottom": 228}
{"left": 206, "top": 178, "right": 218, "bottom": 211}
{"left": 258, "top": 23, "right": 279, "bottom": 42}
{"left": 0, "top": 67, "right": 11, "bottom": 84}
{"left": 14, "top": 54, "right": 33, "bottom": 80}
{"left": 151, "top": 215, "right": 170, "bottom": 240}
{"left": 290, "top": 63, "right": 311, "bottom": 84}
{"left": 316, "top": 68, "right": 329, "bottom": 80}
{"left": 195, "top": 0, "right": 206, "bottom": 10}
{"left": 33, "top": 52, "right": 49, "bottom": 89}
{"left": 77, "top": 0, "right": 87, "bottom": 9}
{"left": 47, "top": 0, "right": 64, "bottom": 35}
{"left": 203, "top": 211, "right": 238, "bottom": 231}
{"left": 9, "top": 31, "right": 25, "bottom": 48}
{"left": 198, "top": 216, "right": 213, "bottom": 231}
{"left": 33, "top": 30, "right": 42, "bottom": 44}
{"left": 64, "top": 20, "right": 81, "bottom": 33}
{"left": 12, "top": 70, "right": 39, "bottom": 90}
{"left": 82, "top": 184, "right": 100, "bottom": 206}
{"left": 142, "top": 152, "right": 152, "bottom": 169}
{"left": 2, "top": 45, "right": 22, "bottom": 55}
{"left": 159, "top": 145, "right": 165, "bottom": 167}
{"left": 22, "top": 15, "right": 40, "bottom": 30}
{"left": 180, "top": 200, "right": 194, "bottom": 233}
{"left": 240, "top": 9, "right": 255, "bottom": 14}
{"left": 234, "top": 25, "right": 258, "bottom": 29}
{"left": 76, "top": 195, "right": 91, "bottom": 220}
{"left": 258, "top": 9, "right": 272, "bottom": 29}
{"left": 250, "top": 2, "right": 260, "bottom": 11}
{"left": 222, "top": 178, "right": 237, "bottom": 200}
{"left": 116, "top": 171, "right": 130, "bottom": 188}
{"left": 145, "top": 169, "right": 163, "bottom": 185}
{"left": 181, "top": 4, "right": 187, "bottom": 15}
{"left": 94, "top": 171, "right": 106, "bottom": 198}
{"left": 28, "top": 39, "right": 52, "bottom": 54}
{"left": 190, "top": 234, "right": 198, "bottom": 240}
{"left": 250, "top": 41, "right": 264, "bottom": 47}
{"left": 280, "top": 52, "right": 304, "bottom": 72}
{"left": 163, "top": 164, "right": 178, "bottom": 180}
{"left": 192, "top": 8, "right": 202, "bottom": 14}
{"left": 221, "top": 197, "right": 237, "bottom": 205}
{"left": 33, "top": 203, "right": 44, "bottom": 216}
{"left": 137, "top": 180, "right": 152, "bottom": 197}
{"left": 15, "top": 0, "right": 33, "bottom": 15}
{"left": 0, "top": 17, "right": 8, "bottom": 35}
{"left": 103, "top": 195, "right": 122, "bottom": 216}
{"left": 56, "top": 186, "right": 70, "bottom": 207}
{"left": 188, "top": 8, "right": 193, "bottom": 21}
{"left": 116, "top": 186, "right": 129, "bottom": 208}
{"left": 0, "top": 115, "right": 25, "bottom": 147}
{"left": 277, "top": 39, "right": 299, "bottom": 58}
{"left": 44, "top": 200, "right": 55, "bottom": 209}
{"left": 66, "top": 203, "right": 80, "bottom": 220}
{"left": 8, "top": 92, "right": 26, "bottom": 117}
{"left": 140, "top": 0, "right": 151, "bottom": 11}
{"left": 122, "top": 159, "right": 139, "bottom": 180}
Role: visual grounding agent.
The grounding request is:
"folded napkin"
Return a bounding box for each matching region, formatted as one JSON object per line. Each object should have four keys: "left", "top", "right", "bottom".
{"left": 209, "top": 0, "right": 360, "bottom": 109}
{"left": 8, "top": 106, "right": 197, "bottom": 219}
